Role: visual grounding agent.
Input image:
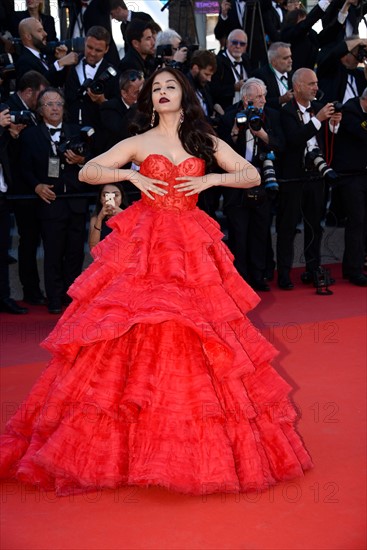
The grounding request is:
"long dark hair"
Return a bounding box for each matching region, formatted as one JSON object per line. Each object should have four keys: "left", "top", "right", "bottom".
{"left": 129, "top": 67, "right": 217, "bottom": 168}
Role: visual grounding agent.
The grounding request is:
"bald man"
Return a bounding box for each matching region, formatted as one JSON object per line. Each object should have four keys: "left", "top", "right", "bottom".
{"left": 16, "top": 17, "right": 78, "bottom": 86}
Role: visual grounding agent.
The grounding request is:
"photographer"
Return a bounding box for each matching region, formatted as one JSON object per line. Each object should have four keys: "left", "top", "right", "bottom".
{"left": 0, "top": 105, "right": 28, "bottom": 314}
{"left": 15, "top": 17, "right": 78, "bottom": 86}
{"left": 277, "top": 68, "right": 342, "bottom": 290}
{"left": 20, "top": 88, "right": 90, "bottom": 314}
{"left": 317, "top": 36, "right": 367, "bottom": 104}
{"left": 64, "top": 25, "right": 118, "bottom": 153}
{"left": 154, "top": 29, "right": 188, "bottom": 71}
{"left": 331, "top": 88, "right": 367, "bottom": 286}
{"left": 5, "top": 70, "right": 49, "bottom": 306}
{"left": 118, "top": 20, "right": 156, "bottom": 79}
{"left": 218, "top": 77, "right": 285, "bottom": 291}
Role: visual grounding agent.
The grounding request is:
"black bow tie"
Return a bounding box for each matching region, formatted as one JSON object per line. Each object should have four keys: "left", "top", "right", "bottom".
{"left": 83, "top": 59, "right": 96, "bottom": 69}
{"left": 306, "top": 107, "right": 314, "bottom": 114}
{"left": 49, "top": 127, "right": 61, "bottom": 135}
{"left": 280, "top": 75, "right": 288, "bottom": 82}
{"left": 233, "top": 61, "right": 242, "bottom": 66}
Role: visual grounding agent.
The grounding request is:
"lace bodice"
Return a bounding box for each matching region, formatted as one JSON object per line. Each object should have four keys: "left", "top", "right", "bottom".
{"left": 140, "top": 154, "right": 205, "bottom": 212}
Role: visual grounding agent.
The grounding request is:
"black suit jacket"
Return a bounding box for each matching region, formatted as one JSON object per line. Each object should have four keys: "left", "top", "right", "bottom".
{"left": 118, "top": 48, "right": 155, "bottom": 78}
{"left": 317, "top": 41, "right": 367, "bottom": 104}
{"left": 20, "top": 122, "right": 89, "bottom": 219}
{"left": 279, "top": 99, "right": 328, "bottom": 181}
{"left": 66, "top": 0, "right": 120, "bottom": 66}
{"left": 218, "top": 102, "right": 285, "bottom": 206}
{"left": 332, "top": 97, "right": 367, "bottom": 173}
{"left": 322, "top": 0, "right": 367, "bottom": 42}
{"left": 5, "top": 93, "right": 38, "bottom": 195}
{"left": 15, "top": 46, "right": 64, "bottom": 87}
{"left": 210, "top": 50, "right": 253, "bottom": 110}
{"left": 263, "top": 4, "right": 287, "bottom": 43}
{"left": 251, "top": 64, "right": 293, "bottom": 110}
{"left": 64, "top": 58, "right": 119, "bottom": 128}
{"left": 99, "top": 97, "right": 134, "bottom": 151}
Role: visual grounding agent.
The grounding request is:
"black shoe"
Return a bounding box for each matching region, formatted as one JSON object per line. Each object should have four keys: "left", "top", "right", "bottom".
{"left": 0, "top": 298, "right": 28, "bottom": 314}
{"left": 302, "top": 270, "right": 335, "bottom": 285}
{"left": 48, "top": 300, "right": 62, "bottom": 314}
{"left": 23, "top": 294, "right": 47, "bottom": 306}
{"left": 349, "top": 274, "right": 367, "bottom": 286}
{"left": 278, "top": 277, "right": 294, "bottom": 290}
{"left": 251, "top": 280, "right": 271, "bottom": 291}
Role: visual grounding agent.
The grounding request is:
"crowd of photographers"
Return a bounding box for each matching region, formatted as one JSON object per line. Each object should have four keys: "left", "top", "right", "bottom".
{"left": 0, "top": 0, "right": 366, "bottom": 314}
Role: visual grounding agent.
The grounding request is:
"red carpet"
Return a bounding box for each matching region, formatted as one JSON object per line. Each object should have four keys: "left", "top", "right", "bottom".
{"left": 1, "top": 265, "right": 366, "bottom": 550}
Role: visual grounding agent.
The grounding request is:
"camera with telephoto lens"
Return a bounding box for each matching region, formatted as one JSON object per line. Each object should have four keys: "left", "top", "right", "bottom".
{"left": 235, "top": 101, "right": 263, "bottom": 131}
{"left": 258, "top": 151, "right": 279, "bottom": 197}
{"left": 57, "top": 126, "right": 95, "bottom": 157}
{"left": 305, "top": 148, "right": 338, "bottom": 182}
{"left": 0, "top": 103, "right": 35, "bottom": 126}
{"left": 78, "top": 66, "right": 118, "bottom": 97}
{"left": 41, "top": 37, "right": 85, "bottom": 56}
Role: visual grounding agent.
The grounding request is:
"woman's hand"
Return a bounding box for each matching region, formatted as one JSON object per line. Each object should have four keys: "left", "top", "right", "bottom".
{"left": 174, "top": 175, "right": 213, "bottom": 196}
{"left": 130, "top": 171, "right": 168, "bottom": 200}
{"left": 98, "top": 202, "right": 123, "bottom": 220}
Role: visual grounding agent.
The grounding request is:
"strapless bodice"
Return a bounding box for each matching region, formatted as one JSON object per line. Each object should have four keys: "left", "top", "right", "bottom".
{"left": 140, "top": 154, "right": 205, "bottom": 212}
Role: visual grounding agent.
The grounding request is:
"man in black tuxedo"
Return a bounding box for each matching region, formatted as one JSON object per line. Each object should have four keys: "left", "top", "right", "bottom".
{"left": 214, "top": 0, "right": 269, "bottom": 66}
{"left": 0, "top": 107, "right": 28, "bottom": 314}
{"left": 110, "top": 0, "right": 153, "bottom": 45}
{"left": 217, "top": 77, "right": 285, "bottom": 290}
{"left": 317, "top": 36, "right": 367, "bottom": 104}
{"left": 322, "top": 0, "right": 367, "bottom": 43}
{"left": 210, "top": 29, "right": 253, "bottom": 110}
{"left": 16, "top": 17, "right": 78, "bottom": 86}
{"left": 118, "top": 20, "right": 156, "bottom": 78}
{"left": 99, "top": 69, "right": 144, "bottom": 204}
{"left": 61, "top": 0, "right": 120, "bottom": 66}
{"left": 6, "top": 70, "right": 49, "bottom": 306}
{"left": 64, "top": 25, "right": 119, "bottom": 154}
{"left": 331, "top": 89, "right": 367, "bottom": 286}
{"left": 263, "top": 0, "right": 287, "bottom": 44}
{"left": 20, "top": 88, "right": 89, "bottom": 313}
{"left": 277, "top": 68, "right": 342, "bottom": 289}
{"left": 251, "top": 41, "right": 294, "bottom": 110}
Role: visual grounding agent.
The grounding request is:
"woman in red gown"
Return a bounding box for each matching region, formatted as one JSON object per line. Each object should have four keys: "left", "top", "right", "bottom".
{"left": 0, "top": 68, "right": 313, "bottom": 496}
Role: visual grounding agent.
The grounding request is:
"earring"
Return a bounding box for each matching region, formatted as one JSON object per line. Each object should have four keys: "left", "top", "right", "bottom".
{"left": 150, "top": 109, "right": 156, "bottom": 127}
{"left": 179, "top": 108, "right": 184, "bottom": 126}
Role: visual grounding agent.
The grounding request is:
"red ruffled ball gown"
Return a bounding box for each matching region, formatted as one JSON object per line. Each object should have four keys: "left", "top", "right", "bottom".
{"left": 0, "top": 155, "right": 313, "bottom": 496}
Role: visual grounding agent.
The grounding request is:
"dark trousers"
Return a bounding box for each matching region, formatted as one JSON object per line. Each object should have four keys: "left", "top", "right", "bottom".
{"left": 276, "top": 179, "right": 324, "bottom": 278}
{"left": 225, "top": 198, "right": 272, "bottom": 282}
{"left": 0, "top": 197, "right": 11, "bottom": 300}
{"left": 338, "top": 175, "right": 367, "bottom": 277}
{"left": 13, "top": 199, "right": 43, "bottom": 298}
{"left": 41, "top": 207, "right": 86, "bottom": 302}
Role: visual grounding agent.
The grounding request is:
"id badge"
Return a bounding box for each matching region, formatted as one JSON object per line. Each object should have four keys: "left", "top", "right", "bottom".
{"left": 48, "top": 157, "right": 60, "bottom": 178}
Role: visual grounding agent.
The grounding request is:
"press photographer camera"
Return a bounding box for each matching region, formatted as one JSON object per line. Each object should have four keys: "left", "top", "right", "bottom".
{"left": 305, "top": 147, "right": 338, "bottom": 182}
{"left": 0, "top": 103, "right": 35, "bottom": 126}
{"left": 42, "top": 38, "right": 85, "bottom": 57}
{"left": 235, "top": 101, "right": 263, "bottom": 132}
{"left": 57, "top": 126, "right": 95, "bottom": 157}
{"left": 78, "top": 66, "right": 118, "bottom": 97}
{"left": 258, "top": 151, "right": 279, "bottom": 197}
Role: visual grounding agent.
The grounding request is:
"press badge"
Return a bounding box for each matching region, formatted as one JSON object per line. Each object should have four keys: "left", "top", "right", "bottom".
{"left": 48, "top": 157, "right": 60, "bottom": 178}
